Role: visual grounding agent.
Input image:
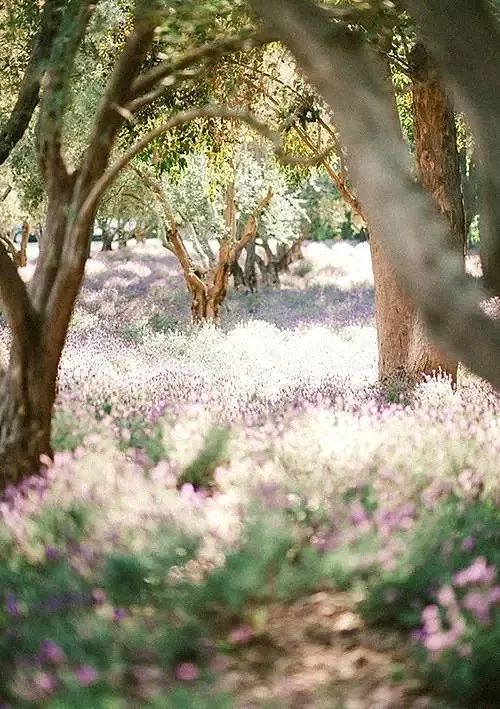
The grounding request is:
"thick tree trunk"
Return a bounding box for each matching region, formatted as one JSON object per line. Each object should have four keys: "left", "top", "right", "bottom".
{"left": 189, "top": 282, "right": 226, "bottom": 323}
{"left": 101, "top": 228, "right": 114, "bottom": 251}
{"left": 406, "top": 43, "right": 466, "bottom": 381}
{"left": 369, "top": 46, "right": 465, "bottom": 383}
{"left": 0, "top": 345, "right": 54, "bottom": 487}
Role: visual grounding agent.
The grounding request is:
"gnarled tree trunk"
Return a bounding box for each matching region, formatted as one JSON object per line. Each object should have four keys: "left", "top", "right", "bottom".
{"left": 367, "top": 47, "right": 465, "bottom": 382}
{"left": 406, "top": 43, "right": 466, "bottom": 382}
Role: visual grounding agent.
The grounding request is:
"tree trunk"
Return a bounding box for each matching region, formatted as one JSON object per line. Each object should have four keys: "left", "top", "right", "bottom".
{"left": 369, "top": 46, "right": 465, "bottom": 383}
{"left": 101, "top": 228, "right": 113, "bottom": 251}
{"left": 17, "top": 221, "right": 30, "bottom": 267}
{"left": 0, "top": 343, "right": 54, "bottom": 486}
{"left": 231, "top": 260, "right": 246, "bottom": 289}
{"left": 277, "top": 234, "right": 305, "bottom": 273}
{"left": 244, "top": 241, "right": 258, "bottom": 292}
{"left": 369, "top": 231, "right": 414, "bottom": 380}
{"left": 406, "top": 43, "right": 466, "bottom": 381}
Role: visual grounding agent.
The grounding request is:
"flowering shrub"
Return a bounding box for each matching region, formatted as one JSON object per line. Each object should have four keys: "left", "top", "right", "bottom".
{"left": 360, "top": 501, "right": 500, "bottom": 703}
{"left": 0, "top": 240, "right": 499, "bottom": 704}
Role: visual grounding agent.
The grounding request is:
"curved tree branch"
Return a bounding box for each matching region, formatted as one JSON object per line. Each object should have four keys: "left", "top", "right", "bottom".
{"left": 77, "top": 105, "right": 335, "bottom": 229}
{"left": 0, "top": 241, "right": 38, "bottom": 353}
{"left": 128, "top": 32, "right": 272, "bottom": 112}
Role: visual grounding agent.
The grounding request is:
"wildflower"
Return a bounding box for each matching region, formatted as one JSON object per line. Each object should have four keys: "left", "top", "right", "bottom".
{"left": 462, "top": 591, "right": 491, "bottom": 625}
{"left": 75, "top": 665, "right": 98, "bottom": 686}
{"left": 5, "top": 593, "right": 20, "bottom": 617}
{"left": 113, "top": 608, "right": 127, "bottom": 622}
{"left": 40, "top": 640, "right": 66, "bottom": 664}
{"left": 453, "top": 557, "right": 496, "bottom": 587}
{"left": 174, "top": 662, "right": 199, "bottom": 682}
{"left": 34, "top": 672, "right": 57, "bottom": 694}
{"left": 228, "top": 624, "right": 255, "bottom": 645}
{"left": 461, "top": 536, "right": 476, "bottom": 552}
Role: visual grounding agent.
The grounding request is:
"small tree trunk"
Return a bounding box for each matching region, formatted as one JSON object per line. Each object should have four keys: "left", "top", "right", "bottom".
{"left": 231, "top": 260, "right": 246, "bottom": 289}
{"left": 17, "top": 221, "right": 30, "bottom": 267}
{"left": 101, "top": 228, "right": 113, "bottom": 251}
{"left": 244, "top": 241, "right": 258, "bottom": 292}
{"left": 277, "top": 234, "right": 305, "bottom": 273}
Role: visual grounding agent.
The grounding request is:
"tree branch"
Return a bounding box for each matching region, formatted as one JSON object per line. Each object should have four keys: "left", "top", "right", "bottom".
{"left": 235, "top": 187, "right": 273, "bottom": 260}
{"left": 0, "top": 0, "right": 67, "bottom": 166}
{"left": 78, "top": 4, "right": 160, "bottom": 192}
{"left": 77, "top": 105, "right": 335, "bottom": 228}
{"left": 249, "top": 0, "right": 500, "bottom": 388}
{"left": 128, "top": 32, "right": 272, "bottom": 112}
{"left": 0, "top": 241, "right": 38, "bottom": 352}
{"left": 38, "top": 0, "right": 96, "bottom": 188}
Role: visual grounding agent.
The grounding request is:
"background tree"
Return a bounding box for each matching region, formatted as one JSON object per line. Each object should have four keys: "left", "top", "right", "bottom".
{"left": 134, "top": 140, "right": 308, "bottom": 321}
{"left": 248, "top": 0, "right": 500, "bottom": 389}
{"left": 0, "top": 0, "right": 272, "bottom": 486}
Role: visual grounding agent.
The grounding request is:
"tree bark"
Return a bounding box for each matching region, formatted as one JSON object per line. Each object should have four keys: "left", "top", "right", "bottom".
{"left": 101, "top": 228, "right": 114, "bottom": 251}
{"left": 406, "top": 43, "right": 466, "bottom": 381}
{"left": 244, "top": 240, "right": 258, "bottom": 292}
{"left": 369, "top": 231, "right": 414, "bottom": 380}
{"left": 231, "top": 260, "right": 246, "bottom": 289}
{"left": 17, "top": 221, "right": 30, "bottom": 268}
{"left": 249, "top": 0, "right": 500, "bottom": 389}
{"left": 367, "top": 46, "right": 465, "bottom": 382}
{"left": 0, "top": 354, "right": 53, "bottom": 486}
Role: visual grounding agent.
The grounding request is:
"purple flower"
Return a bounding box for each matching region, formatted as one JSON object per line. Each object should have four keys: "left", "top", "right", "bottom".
{"left": 228, "top": 623, "right": 254, "bottom": 645}
{"left": 453, "top": 557, "right": 496, "bottom": 587}
{"left": 461, "top": 536, "right": 476, "bottom": 553}
{"left": 40, "top": 640, "right": 66, "bottom": 664}
{"left": 113, "top": 607, "right": 127, "bottom": 622}
{"left": 174, "top": 662, "right": 199, "bottom": 682}
{"left": 45, "top": 546, "right": 60, "bottom": 560}
{"left": 421, "top": 605, "right": 441, "bottom": 634}
{"left": 350, "top": 502, "right": 369, "bottom": 526}
{"left": 34, "top": 672, "right": 57, "bottom": 694}
{"left": 92, "top": 588, "right": 107, "bottom": 604}
{"left": 462, "top": 591, "right": 491, "bottom": 625}
{"left": 5, "top": 593, "right": 20, "bottom": 617}
{"left": 75, "top": 665, "right": 98, "bottom": 686}
{"left": 488, "top": 585, "right": 500, "bottom": 605}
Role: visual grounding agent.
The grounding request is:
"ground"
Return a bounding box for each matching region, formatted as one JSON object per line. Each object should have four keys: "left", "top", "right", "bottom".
{"left": 0, "top": 239, "right": 498, "bottom": 707}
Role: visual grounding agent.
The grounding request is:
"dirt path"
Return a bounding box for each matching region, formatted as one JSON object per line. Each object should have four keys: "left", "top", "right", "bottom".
{"left": 215, "top": 591, "right": 434, "bottom": 708}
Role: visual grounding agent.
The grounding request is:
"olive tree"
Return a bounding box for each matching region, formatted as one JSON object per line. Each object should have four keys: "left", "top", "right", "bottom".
{"left": 249, "top": 0, "right": 500, "bottom": 389}
{"left": 0, "top": 0, "right": 272, "bottom": 486}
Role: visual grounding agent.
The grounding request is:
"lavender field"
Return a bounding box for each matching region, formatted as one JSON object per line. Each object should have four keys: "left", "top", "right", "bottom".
{"left": 1, "top": 240, "right": 499, "bottom": 708}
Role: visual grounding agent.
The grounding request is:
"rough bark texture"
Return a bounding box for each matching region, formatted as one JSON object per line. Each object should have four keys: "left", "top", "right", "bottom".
{"left": 0, "top": 353, "right": 53, "bottom": 485}
{"left": 369, "top": 231, "right": 414, "bottom": 380}
{"left": 366, "top": 45, "right": 465, "bottom": 382}
{"left": 407, "top": 43, "right": 466, "bottom": 381}
{"left": 0, "top": 0, "right": 66, "bottom": 166}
